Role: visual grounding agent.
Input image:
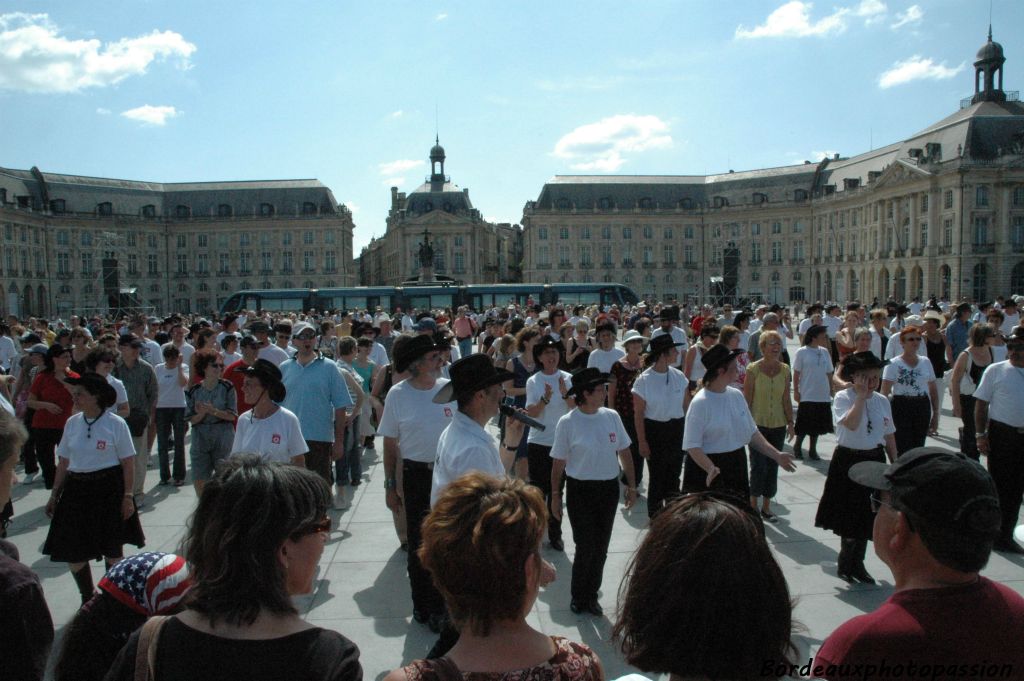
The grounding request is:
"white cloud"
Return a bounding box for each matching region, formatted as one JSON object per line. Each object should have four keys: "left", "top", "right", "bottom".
{"left": 378, "top": 159, "right": 424, "bottom": 176}
{"left": 388, "top": 110, "right": 403, "bottom": 119}
{"left": 810, "top": 149, "right": 839, "bottom": 161}
{"left": 435, "top": 13, "right": 448, "bottom": 21}
{"left": 891, "top": 5, "right": 923, "bottom": 29}
{"left": 735, "top": 1, "right": 849, "bottom": 39}
{"left": 95, "top": 107, "right": 110, "bottom": 115}
{"left": 0, "top": 13, "right": 196, "bottom": 93}
{"left": 878, "top": 55, "right": 963, "bottom": 89}
{"left": 853, "top": 0, "right": 887, "bottom": 25}
{"left": 553, "top": 114, "right": 672, "bottom": 172}
{"left": 120, "top": 104, "right": 180, "bottom": 125}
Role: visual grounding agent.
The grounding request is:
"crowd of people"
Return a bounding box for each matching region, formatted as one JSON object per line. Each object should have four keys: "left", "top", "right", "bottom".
{"left": 0, "top": 291, "right": 1022, "bottom": 680}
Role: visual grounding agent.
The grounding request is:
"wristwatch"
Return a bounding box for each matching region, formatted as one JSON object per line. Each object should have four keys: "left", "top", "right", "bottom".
{"left": 976, "top": 431, "right": 988, "bottom": 438}
{"left": 384, "top": 478, "right": 397, "bottom": 490}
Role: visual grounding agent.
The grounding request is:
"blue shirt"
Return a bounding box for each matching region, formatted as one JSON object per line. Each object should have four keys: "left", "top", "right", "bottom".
{"left": 280, "top": 354, "right": 354, "bottom": 443}
{"left": 945, "top": 318, "right": 971, "bottom": 358}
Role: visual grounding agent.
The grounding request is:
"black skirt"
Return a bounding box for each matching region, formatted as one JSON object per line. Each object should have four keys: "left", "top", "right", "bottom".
{"left": 891, "top": 395, "right": 930, "bottom": 456}
{"left": 795, "top": 401, "right": 834, "bottom": 436}
{"left": 815, "top": 445, "right": 886, "bottom": 540}
{"left": 682, "top": 448, "right": 749, "bottom": 499}
{"left": 43, "top": 465, "right": 145, "bottom": 562}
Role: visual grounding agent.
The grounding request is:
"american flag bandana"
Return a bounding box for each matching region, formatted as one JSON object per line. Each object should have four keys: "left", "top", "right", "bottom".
{"left": 98, "top": 552, "right": 192, "bottom": 616}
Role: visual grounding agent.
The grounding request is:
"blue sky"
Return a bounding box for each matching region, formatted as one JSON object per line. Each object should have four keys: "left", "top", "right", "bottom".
{"left": 1, "top": 1, "right": 1020, "bottom": 252}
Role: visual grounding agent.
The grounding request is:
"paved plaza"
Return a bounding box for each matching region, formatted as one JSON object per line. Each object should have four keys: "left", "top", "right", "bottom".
{"left": 6, "top": 339, "right": 1024, "bottom": 679}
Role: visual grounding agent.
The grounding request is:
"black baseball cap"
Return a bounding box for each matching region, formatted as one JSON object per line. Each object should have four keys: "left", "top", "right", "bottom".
{"left": 849, "top": 447, "right": 1001, "bottom": 538}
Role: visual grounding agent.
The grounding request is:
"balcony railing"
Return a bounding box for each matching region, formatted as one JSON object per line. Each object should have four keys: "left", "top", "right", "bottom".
{"left": 938, "top": 246, "right": 952, "bottom": 255}
{"left": 972, "top": 243, "right": 995, "bottom": 254}
{"left": 789, "top": 258, "right": 805, "bottom": 265}
{"left": 911, "top": 247, "right": 924, "bottom": 257}
{"left": 622, "top": 262, "right": 635, "bottom": 269}
{"left": 579, "top": 262, "right": 594, "bottom": 269}
{"left": 748, "top": 259, "right": 761, "bottom": 266}
{"left": 642, "top": 262, "right": 657, "bottom": 269}
{"left": 536, "top": 263, "right": 551, "bottom": 270}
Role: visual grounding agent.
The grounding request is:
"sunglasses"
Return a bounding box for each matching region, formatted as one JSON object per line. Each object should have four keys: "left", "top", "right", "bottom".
{"left": 292, "top": 517, "right": 332, "bottom": 539}
{"left": 296, "top": 334, "right": 316, "bottom": 341}
{"left": 902, "top": 337, "right": 922, "bottom": 343}
{"left": 211, "top": 364, "right": 224, "bottom": 369}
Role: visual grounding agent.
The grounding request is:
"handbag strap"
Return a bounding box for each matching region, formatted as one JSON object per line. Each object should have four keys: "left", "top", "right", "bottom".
{"left": 133, "top": 615, "right": 168, "bottom": 681}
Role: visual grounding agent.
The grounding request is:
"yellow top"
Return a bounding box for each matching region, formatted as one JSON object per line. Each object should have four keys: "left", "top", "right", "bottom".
{"left": 746, "top": 359, "right": 790, "bottom": 428}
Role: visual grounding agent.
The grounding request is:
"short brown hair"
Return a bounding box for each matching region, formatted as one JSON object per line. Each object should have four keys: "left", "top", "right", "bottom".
{"left": 419, "top": 473, "right": 546, "bottom": 636}
{"left": 192, "top": 348, "right": 221, "bottom": 379}
{"left": 614, "top": 493, "right": 795, "bottom": 680}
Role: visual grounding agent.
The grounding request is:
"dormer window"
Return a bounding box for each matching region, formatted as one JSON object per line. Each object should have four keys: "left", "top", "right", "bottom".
{"left": 679, "top": 198, "right": 695, "bottom": 210}
{"left": 141, "top": 204, "right": 156, "bottom": 218}
{"left": 556, "top": 198, "right": 572, "bottom": 211}
{"left": 752, "top": 193, "right": 767, "bottom": 205}
{"left": 638, "top": 197, "right": 653, "bottom": 210}
{"left": 50, "top": 199, "right": 65, "bottom": 213}
{"left": 97, "top": 202, "right": 113, "bottom": 216}
{"left": 598, "top": 197, "right": 614, "bottom": 210}
{"left": 259, "top": 203, "right": 274, "bottom": 216}
{"left": 301, "top": 202, "right": 317, "bottom": 215}
{"left": 218, "top": 204, "right": 233, "bottom": 217}
{"left": 794, "top": 189, "right": 808, "bottom": 202}
{"left": 175, "top": 205, "right": 191, "bottom": 218}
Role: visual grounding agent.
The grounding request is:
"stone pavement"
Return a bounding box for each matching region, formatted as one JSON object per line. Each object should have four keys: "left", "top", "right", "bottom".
{"left": 5, "top": 345, "right": 1024, "bottom": 679}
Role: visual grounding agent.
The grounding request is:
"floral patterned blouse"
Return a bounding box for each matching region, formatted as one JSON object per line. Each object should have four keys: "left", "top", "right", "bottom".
{"left": 610, "top": 359, "right": 642, "bottom": 420}
{"left": 397, "top": 636, "right": 602, "bottom": 681}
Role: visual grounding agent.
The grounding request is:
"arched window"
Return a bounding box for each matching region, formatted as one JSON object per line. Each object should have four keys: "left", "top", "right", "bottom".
{"left": 97, "top": 202, "right": 113, "bottom": 216}
{"left": 218, "top": 204, "right": 233, "bottom": 217}
{"left": 259, "top": 203, "right": 275, "bottom": 217}
{"left": 175, "top": 205, "right": 190, "bottom": 218}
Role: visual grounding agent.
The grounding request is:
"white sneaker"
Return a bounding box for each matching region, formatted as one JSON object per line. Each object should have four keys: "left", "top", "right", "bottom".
{"left": 334, "top": 485, "right": 352, "bottom": 510}
{"left": 21, "top": 472, "right": 37, "bottom": 484}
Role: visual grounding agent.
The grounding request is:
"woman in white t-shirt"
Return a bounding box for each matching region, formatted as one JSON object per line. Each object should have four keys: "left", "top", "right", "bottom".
{"left": 881, "top": 326, "right": 938, "bottom": 456}
{"left": 632, "top": 334, "right": 688, "bottom": 519}
{"left": 231, "top": 359, "right": 307, "bottom": 466}
{"left": 155, "top": 345, "right": 190, "bottom": 485}
{"left": 815, "top": 352, "right": 897, "bottom": 584}
{"left": 42, "top": 373, "right": 145, "bottom": 604}
{"left": 683, "top": 345, "right": 796, "bottom": 499}
{"left": 792, "top": 325, "right": 834, "bottom": 461}
{"left": 86, "top": 348, "right": 130, "bottom": 418}
{"left": 550, "top": 368, "right": 636, "bottom": 615}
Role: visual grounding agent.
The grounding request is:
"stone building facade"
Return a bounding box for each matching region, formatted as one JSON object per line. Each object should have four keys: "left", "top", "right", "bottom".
{"left": 0, "top": 168, "right": 355, "bottom": 317}
{"left": 359, "top": 141, "right": 522, "bottom": 286}
{"left": 522, "top": 34, "right": 1024, "bottom": 305}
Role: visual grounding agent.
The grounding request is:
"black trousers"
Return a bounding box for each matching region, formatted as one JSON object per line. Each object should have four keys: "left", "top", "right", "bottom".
{"left": 892, "top": 395, "right": 930, "bottom": 456}
{"left": 566, "top": 477, "right": 619, "bottom": 603}
{"left": 958, "top": 394, "right": 979, "bottom": 460}
{"left": 403, "top": 461, "right": 444, "bottom": 616}
{"left": 623, "top": 416, "right": 644, "bottom": 486}
{"left": 527, "top": 443, "right": 563, "bottom": 542}
{"left": 988, "top": 420, "right": 1024, "bottom": 543}
{"left": 30, "top": 427, "right": 62, "bottom": 490}
{"left": 644, "top": 417, "right": 684, "bottom": 518}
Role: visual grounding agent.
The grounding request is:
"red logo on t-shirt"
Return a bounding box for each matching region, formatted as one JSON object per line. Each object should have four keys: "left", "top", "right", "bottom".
{"left": 96, "top": 440, "right": 107, "bottom": 450}
{"left": 271, "top": 434, "right": 281, "bottom": 444}
{"left": 443, "top": 407, "right": 452, "bottom": 417}
{"left": 609, "top": 433, "right": 616, "bottom": 443}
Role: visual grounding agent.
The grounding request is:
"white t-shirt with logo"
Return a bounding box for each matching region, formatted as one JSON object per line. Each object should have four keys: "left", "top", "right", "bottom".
{"left": 58, "top": 411, "right": 136, "bottom": 472}
{"left": 525, "top": 370, "right": 573, "bottom": 447}
{"left": 376, "top": 378, "right": 455, "bottom": 463}
{"left": 231, "top": 406, "right": 308, "bottom": 463}
{"left": 792, "top": 346, "right": 833, "bottom": 403}
{"left": 550, "top": 407, "right": 630, "bottom": 481}
{"left": 631, "top": 366, "right": 687, "bottom": 421}
{"left": 587, "top": 347, "right": 625, "bottom": 373}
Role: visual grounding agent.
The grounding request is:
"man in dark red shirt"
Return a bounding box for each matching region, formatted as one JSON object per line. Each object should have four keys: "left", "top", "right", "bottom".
{"left": 813, "top": 448, "right": 1024, "bottom": 680}
{"left": 223, "top": 335, "right": 260, "bottom": 418}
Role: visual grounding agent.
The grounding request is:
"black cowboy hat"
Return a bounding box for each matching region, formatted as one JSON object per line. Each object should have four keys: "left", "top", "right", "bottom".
{"left": 658, "top": 305, "right": 680, "bottom": 322}
{"left": 532, "top": 335, "right": 562, "bottom": 362}
{"left": 394, "top": 334, "right": 439, "bottom": 374}
{"left": 433, "top": 353, "right": 514, "bottom": 404}
{"left": 565, "top": 367, "right": 608, "bottom": 399}
{"left": 65, "top": 372, "right": 118, "bottom": 410}
{"left": 241, "top": 359, "right": 286, "bottom": 402}
{"left": 701, "top": 344, "right": 745, "bottom": 377}
{"left": 644, "top": 333, "right": 684, "bottom": 365}
{"left": 838, "top": 351, "right": 888, "bottom": 382}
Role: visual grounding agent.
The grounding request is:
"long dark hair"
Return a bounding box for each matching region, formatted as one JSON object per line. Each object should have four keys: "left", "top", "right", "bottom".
{"left": 180, "top": 456, "right": 331, "bottom": 626}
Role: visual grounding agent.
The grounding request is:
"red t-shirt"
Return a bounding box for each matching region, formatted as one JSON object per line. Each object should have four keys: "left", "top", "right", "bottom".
{"left": 29, "top": 371, "right": 81, "bottom": 430}
{"left": 815, "top": 577, "right": 1024, "bottom": 680}
{"left": 223, "top": 359, "right": 252, "bottom": 416}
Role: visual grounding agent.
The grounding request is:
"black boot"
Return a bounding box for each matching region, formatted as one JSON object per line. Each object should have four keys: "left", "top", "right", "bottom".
{"left": 836, "top": 538, "right": 856, "bottom": 582}
{"left": 71, "top": 565, "right": 95, "bottom": 604}
{"left": 793, "top": 437, "right": 804, "bottom": 460}
{"left": 808, "top": 436, "right": 821, "bottom": 461}
{"left": 849, "top": 539, "right": 875, "bottom": 584}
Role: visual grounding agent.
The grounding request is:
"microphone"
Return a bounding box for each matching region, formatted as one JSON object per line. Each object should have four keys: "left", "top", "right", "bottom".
{"left": 499, "top": 403, "right": 546, "bottom": 432}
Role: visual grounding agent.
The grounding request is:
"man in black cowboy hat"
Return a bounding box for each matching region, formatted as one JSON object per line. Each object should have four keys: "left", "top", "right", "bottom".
{"left": 430, "top": 354, "right": 525, "bottom": 507}
{"left": 650, "top": 305, "right": 688, "bottom": 369}
{"left": 378, "top": 335, "right": 454, "bottom": 631}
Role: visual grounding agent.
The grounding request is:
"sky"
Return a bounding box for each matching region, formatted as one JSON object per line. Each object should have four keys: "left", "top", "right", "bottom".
{"left": 1, "top": 1, "right": 1021, "bottom": 254}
